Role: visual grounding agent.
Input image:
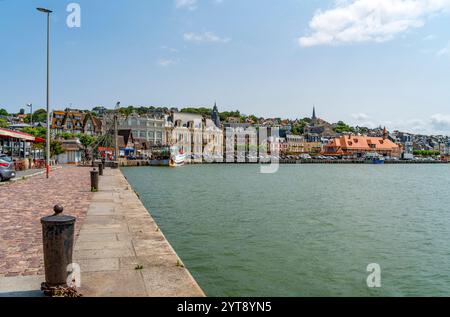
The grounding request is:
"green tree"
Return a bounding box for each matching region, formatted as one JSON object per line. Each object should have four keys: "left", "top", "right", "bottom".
{"left": 0, "top": 118, "right": 8, "bottom": 128}
{"left": 119, "top": 106, "right": 135, "bottom": 117}
{"left": 58, "top": 132, "right": 76, "bottom": 140}
{"left": 219, "top": 110, "right": 241, "bottom": 122}
{"left": 413, "top": 150, "right": 440, "bottom": 157}
{"left": 50, "top": 140, "right": 65, "bottom": 158}
{"left": 333, "top": 121, "right": 355, "bottom": 134}
{"left": 181, "top": 107, "right": 212, "bottom": 117}
{"left": 0, "top": 108, "right": 8, "bottom": 116}
{"left": 32, "top": 109, "right": 48, "bottom": 123}
{"left": 291, "top": 119, "right": 309, "bottom": 135}
{"left": 78, "top": 134, "right": 96, "bottom": 149}
{"left": 22, "top": 126, "right": 47, "bottom": 139}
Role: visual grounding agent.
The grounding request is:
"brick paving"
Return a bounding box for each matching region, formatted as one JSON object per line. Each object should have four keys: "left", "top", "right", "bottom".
{"left": 0, "top": 167, "right": 92, "bottom": 277}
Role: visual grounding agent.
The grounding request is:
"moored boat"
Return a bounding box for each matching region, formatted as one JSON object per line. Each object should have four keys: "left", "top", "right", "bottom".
{"left": 149, "top": 145, "right": 171, "bottom": 166}
{"left": 169, "top": 146, "right": 186, "bottom": 167}
{"left": 364, "top": 152, "right": 385, "bottom": 164}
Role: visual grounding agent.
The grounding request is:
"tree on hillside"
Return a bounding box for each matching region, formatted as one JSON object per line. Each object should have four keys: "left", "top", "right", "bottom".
{"left": 291, "top": 119, "right": 310, "bottom": 135}
{"left": 119, "top": 106, "right": 134, "bottom": 117}
{"left": 24, "top": 109, "right": 47, "bottom": 123}
{"left": 0, "top": 109, "right": 8, "bottom": 116}
{"left": 0, "top": 118, "right": 8, "bottom": 128}
{"left": 22, "top": 126, "right": 47, "bottom": 139}
{"left": 219, "top": 110, "right": 241, "bottom": 122}
{"left": 333, "top": 121, "right": 355, "bottom": 134}
{"left": 181, "top": 107, "right": 212, "bottom": 117}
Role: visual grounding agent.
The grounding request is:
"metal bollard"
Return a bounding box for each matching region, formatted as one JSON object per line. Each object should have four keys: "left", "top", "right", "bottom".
{"left": 41, "top": 205, "right": 76, "bottom": 289}
{"left": 90, "top": 168, "right": 99, "bottom": 191}
{"left": 98, "top": 163, "right": 103, "bottom": 176}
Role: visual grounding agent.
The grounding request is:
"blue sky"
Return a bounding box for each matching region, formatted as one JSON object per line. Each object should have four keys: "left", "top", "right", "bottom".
{"left": 1, "top": 0, "right": 450, "bottom": 134}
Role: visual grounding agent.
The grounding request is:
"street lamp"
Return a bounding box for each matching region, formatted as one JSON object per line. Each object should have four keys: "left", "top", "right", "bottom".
{"left": 26, "top": 103, "right": 33, "bottom": 126}
{"left": 37, "top": 7, "right": 53, "bottom": 178}
{"left": 114, "top": 102, "right": 120, "bottom": 161}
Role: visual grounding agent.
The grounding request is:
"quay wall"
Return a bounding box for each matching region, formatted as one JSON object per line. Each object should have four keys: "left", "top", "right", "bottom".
{"left": 74, "top": 168, "right": 205, "bottom": 297}
{"left": 118, "top": 159, "right": 449, "bottom": 166}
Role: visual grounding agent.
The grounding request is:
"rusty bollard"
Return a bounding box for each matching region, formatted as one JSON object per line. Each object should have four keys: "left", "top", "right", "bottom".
{"left": 98, "top": 163, "right": 104, "bottom": 176}
{"left": 91, "top": 168, "right": 99, "bottom": 192}
{"left": 40, "top": 205, "right": 76, "bottom": 295}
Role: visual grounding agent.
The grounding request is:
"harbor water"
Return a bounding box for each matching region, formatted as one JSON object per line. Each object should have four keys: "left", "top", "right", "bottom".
{"left": 122, "top": 164, "right": 450, "bottom": 297}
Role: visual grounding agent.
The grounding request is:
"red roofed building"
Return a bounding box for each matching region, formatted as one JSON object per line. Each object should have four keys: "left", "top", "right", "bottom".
{"left": 322, "top": 132, "right": 401, "bottom": 158}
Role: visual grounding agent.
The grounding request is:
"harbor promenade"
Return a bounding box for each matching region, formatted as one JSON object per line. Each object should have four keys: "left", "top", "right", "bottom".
{"left": 74, "top": 168, "right": 204, "bottom": 297}
{"left": 0, "top": 166, "right": 204, "bottom": 297}
{"left": 0, "top": 166, "right": 91, "bottom": 279}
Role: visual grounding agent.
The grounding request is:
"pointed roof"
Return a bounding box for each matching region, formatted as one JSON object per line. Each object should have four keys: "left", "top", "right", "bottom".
{"left": 312, "top": 106, "right": 317, "bottom": 120}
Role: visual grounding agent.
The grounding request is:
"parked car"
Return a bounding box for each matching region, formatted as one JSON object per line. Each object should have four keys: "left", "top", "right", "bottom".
{"left": 0, "top": 154, "right": 16, "bottom": 182}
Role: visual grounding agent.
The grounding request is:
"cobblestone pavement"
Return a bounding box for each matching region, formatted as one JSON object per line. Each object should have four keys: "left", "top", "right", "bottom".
{"left": 0, "top": 167, "right": 92, "bottom": 277}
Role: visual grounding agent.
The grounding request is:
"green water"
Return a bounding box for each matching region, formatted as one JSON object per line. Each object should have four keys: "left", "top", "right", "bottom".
{"left": 122, "top": 164, "right": 450, "bottom": 297}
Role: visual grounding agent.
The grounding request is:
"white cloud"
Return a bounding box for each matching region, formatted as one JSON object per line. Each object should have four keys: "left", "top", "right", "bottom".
{"left": 351, "top": 112, "right": 370, "bottom": 121}
{"left": 430, "top": 114, "right": 450, "bottom": 130}
{"left": 350, "top": 112, "right": 376, "bottom": 128}
{"left": 423, "top": 34, "right": 437, "bottom": 41}
{"left": 175, "top": 0, "right": 197, "bottom": 10}
{"left": 437, "top": 42, "right": 450, "bottom": 56}
{"left": 299, "top": 0, "right": 450, "bottom": 47}
{"left": 157, "top": 59, "right": 177, "bottom": 67}
{"left": 183, "top": 32, "right": 231, "bottom": 43}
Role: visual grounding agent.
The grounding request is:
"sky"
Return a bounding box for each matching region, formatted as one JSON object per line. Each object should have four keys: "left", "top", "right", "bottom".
{"left": 1, "top": 0, "right": 450, "bottom": 135}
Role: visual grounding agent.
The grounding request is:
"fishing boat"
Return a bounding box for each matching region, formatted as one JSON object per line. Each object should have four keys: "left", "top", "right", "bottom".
{"left": 364, "top": 152, "right": 385, "bottom": 164}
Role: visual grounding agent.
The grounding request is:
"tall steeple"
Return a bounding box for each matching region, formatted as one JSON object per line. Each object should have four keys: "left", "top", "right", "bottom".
{"left": 211, "top": 101, "right": 221, "bottom": 128}
{"left": 312, "top": 106, "right": 317, "bottom": 121}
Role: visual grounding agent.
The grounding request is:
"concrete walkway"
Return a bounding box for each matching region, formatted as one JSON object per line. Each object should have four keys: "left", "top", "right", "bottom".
{"left": 74, "top": 168, "right": 205, "bottom": 297}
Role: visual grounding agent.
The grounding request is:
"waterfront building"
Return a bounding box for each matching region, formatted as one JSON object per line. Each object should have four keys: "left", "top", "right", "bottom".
{"left": 118, "top": 129, "right": 136, "bottom": 157}
{"left": 286, "top": 134, "right": 304, "bottom": 153}
{"left": 51, "top": 109, "right": 102, "bottom": 136}
{"left": 395, "top": 132, "right": 414, "bottom": 159}
{"left": 168, "top": 109, "right": 223, "bottom": 162}
{"left": 268, "top": 136, "right": 287, "bottom": 155}
{"left": 0, "top": 128, "right": 45, "bottom": 168}
{"left": 83, "top": 113, "right": 103, "bottom": 136}
{"left": 303, "top": 141, "right": 323, "bottom": 155}
{"left": 322, "top": 133, "right": 401, "bottom": 158}
{"left": 118, "top": 113, "right": 166, "bottom": 145}
{"left": 222, "top": 122, "right": 257, "bottom": 161}
{"left": 56, "top": 139, "right": 83, "bottom": 165}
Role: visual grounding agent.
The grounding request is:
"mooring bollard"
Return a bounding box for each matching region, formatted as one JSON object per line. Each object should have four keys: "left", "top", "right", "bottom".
{"left": 91, "top": 168, "right": 99, "bottom": 191}
{"left": 98, "top": 163, "right": 103, "bottom": 176}
{"left": 40, "top": 205, "right": 76, "bottom": 293}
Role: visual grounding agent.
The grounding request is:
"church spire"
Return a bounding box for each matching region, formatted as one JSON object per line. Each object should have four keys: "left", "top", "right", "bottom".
{"left": 211, "top": 101, "right": 221, "bottom": 128}
{"left": 312, "top": 106, "right": 317, "bottom": 120}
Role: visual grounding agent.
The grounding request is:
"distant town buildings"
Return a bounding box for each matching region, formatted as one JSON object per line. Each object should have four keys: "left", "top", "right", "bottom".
{"left": 3, "top": 103, "right": 450, "bottom": 163}
{"left": 168, "top": 110, "right": 223, "bottom": 161}
{"left": 118, "top": 113, "right": 166, "bottom": 146}
{"left": 51, "top": 109, "right": 102, "bottom": 136}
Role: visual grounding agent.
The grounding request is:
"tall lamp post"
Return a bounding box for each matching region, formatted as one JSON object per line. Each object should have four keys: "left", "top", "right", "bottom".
{"left": 26, "top": 103, "right": 33, "bottom": 126}
{"left": 37, "top": 7, "right": 52, "bottom": 179}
